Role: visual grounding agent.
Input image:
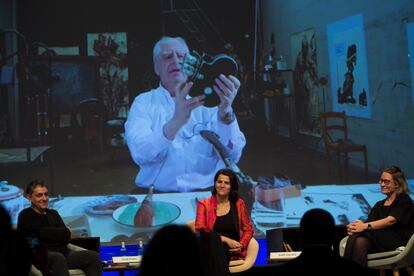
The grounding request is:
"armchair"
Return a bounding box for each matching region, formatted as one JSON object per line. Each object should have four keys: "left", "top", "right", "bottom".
{"left": 229, "top": 237, "right": 259, "bottom": 273}
{"left": 339, "top": 234, "right": 414, "bottom": 276}
{"left": 186, "top": 220, "right": 259, "bottom": 273}
{"left": 30, "top": 243, "right": 87, "bottom": 276}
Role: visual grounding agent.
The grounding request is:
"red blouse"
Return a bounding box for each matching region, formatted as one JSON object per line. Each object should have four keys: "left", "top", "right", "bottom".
{"left": 195, "top": 195, "right": 254, "bottom": 259}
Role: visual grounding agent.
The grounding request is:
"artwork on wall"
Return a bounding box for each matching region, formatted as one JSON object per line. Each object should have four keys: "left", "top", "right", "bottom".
{"left": 407, "top": 22, "right": 414, "bottom": 106}
{"left": 87, "top": 32, "right": 129, "bottom": 118}
{"left": 27, "top": 57, "right": 98, "bottom": 133}
{"left": 327, "top": 14, "right": 371, "bottom": 118}
{"left": 291, "top": 28, "right": 321, "bottom": 136}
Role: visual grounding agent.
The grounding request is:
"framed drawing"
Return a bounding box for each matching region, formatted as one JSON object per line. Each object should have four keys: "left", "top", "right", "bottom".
{"left": 327, "top": 14, "right": 372, "bottom": 118}
{"left": 28, "top": 56, "right": 98, "bottom": 115}
{"left": 26, "top": 56, "right": 98, "bottom": 139}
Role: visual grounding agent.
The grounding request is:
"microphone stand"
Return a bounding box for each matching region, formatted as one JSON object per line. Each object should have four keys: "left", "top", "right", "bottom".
{"left": 200, "top": 130, "right": 256, "bottom": 215}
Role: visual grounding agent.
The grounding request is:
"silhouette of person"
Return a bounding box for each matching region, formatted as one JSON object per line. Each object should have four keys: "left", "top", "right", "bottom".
{"left": 139, "top": 224, "right": 207, "bottom": 276}
{"left": 272, "top": 208, "right": 365, "bottom": 276}
{"left": 0, "top": 204, "right": 32, "bottom": 276}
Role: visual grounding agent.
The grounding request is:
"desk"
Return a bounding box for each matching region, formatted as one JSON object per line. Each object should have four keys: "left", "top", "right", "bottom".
{"left": 0, "top": 146, "right": 54, "bottom": 194}
{"left": 41, "top": 180, "right": 414, "bottom": 242}
{"left": 46, "top": 191, "right": 211, "bottom": 243}
{"left": 0, "top": 146, "right": 51, "bottom": 164}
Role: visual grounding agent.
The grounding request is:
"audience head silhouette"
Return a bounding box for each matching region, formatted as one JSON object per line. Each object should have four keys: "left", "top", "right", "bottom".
{"left": 300, "top": 208, "right": 335, "bottom": 247}
{"left": 139, "top": 224, "right": 204, "bottom": 276}
{"left": 0, "top": 204, "right": 32, "bottom": 276}
{"left": 0, "top": 203, "right": 12, "bottom": 236}
{"left": 272, "top": 208, "right": 366, "bottom": 275}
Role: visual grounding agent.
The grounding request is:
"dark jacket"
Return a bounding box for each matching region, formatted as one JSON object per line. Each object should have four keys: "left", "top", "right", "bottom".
{"left": 17, "top": 207, "right": 71, "bottom": 253}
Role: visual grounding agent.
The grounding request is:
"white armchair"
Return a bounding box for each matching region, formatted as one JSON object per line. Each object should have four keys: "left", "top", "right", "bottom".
{"left": 186, "top": 220, "right": 259, "bottom": 273}
{"left": 339, "top": 234, "right": 414, "bottom": 276}
{"left": 229, "top": 237, "right": 259, "bottom": 273}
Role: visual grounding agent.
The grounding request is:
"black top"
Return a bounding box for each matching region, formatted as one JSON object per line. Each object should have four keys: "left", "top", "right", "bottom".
{"left": 17, "top": 207, "right": 71, "bottom": 253}
{"left": 213, "top": 208, "right": 238, "bottom": 241}
{"left": 367, "top": 192, "right": 413, "bottom": 251}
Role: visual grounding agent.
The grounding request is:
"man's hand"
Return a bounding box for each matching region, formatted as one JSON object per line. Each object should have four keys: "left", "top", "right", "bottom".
{"left": 215, "top": 74, "right": 240, "bottom": 120}
{"left": 163, "top": 81, "right": 205, "bottom": 140}
{"left": 174, "top": 82, "right": 205, "bottom": 124}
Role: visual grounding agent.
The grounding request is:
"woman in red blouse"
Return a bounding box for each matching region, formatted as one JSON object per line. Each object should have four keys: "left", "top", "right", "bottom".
{"left": 195, "top": 168, "right": 253, "bottom": 262}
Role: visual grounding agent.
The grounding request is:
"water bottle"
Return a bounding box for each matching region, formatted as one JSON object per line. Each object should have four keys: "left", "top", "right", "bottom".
{"left": 120, "top": 241, "right": 127, "bottom": 256}
{"left": 138, "top": 240, "right": 144, "bottom": 256}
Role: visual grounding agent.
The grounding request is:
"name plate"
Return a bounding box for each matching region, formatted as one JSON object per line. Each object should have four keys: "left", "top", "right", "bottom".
{"left": 112, "top": 255, "right": 142, "bottom": 264}
{"left": 269, "top": 251, "right": 301, "bottom": 261}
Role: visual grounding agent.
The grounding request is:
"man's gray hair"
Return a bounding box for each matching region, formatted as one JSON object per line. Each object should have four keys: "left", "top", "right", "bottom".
{"left": 153, "top": 36, "right": 188, "bottom": 63}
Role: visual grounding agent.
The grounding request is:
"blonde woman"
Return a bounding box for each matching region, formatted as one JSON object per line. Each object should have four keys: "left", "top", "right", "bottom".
{"left": 344, "top": 165, "right": 413, "bottom": 268}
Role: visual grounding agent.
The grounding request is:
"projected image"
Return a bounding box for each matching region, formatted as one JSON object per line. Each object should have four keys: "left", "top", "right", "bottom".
{"left": 2, "top": 1, "right": 413, "bottom": 247}
{"left": 0, "top": 47, "right": 392, "bottom": 245}
{"left": 0, "top": 36, "right": 393, "bottom": 244}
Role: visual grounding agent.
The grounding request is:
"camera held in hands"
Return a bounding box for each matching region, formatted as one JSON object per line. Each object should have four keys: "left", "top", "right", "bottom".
{"left": 181, "top": 51, "right": 238, "bottom": 107}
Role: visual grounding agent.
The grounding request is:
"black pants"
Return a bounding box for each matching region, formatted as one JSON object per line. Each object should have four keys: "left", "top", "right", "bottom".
{"left": 47, "top": 249, "right": 101, "bottom": 276}
{"left": 198, "top": 231, "right": 230, "bottom": 276}
{"left": 343, "top": 233, "right": 376, "bottom": 268}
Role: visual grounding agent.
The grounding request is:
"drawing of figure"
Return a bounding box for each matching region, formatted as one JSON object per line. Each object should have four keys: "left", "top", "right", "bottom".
{"left": 293, "top": 33, "right": 319, "bottom": 132}
{"left": 338, "top": 44, "right": 357, "bottom": 104}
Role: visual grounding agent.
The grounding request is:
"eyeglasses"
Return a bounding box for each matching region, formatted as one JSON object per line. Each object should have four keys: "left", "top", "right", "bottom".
{"left": 379, "top": 179, "right": 393, "bottom": 185}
